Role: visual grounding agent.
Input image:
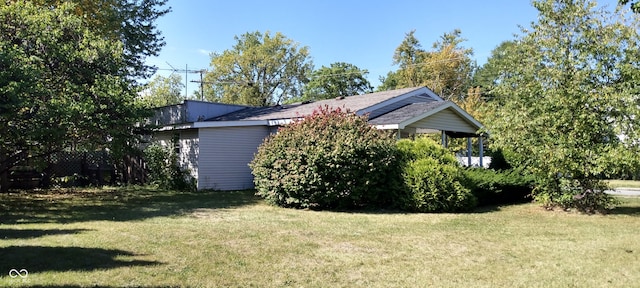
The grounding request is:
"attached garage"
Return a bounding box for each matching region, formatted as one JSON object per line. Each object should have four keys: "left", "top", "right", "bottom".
{"left": 198, "top": 126, "right": 269, "bottom": 190}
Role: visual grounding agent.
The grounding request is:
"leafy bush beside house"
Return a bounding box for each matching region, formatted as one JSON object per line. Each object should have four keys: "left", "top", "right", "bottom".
{"left": 252, "top": 108, "right": 540, "bottom": 213}
{"left": 250, "top": 106, "right": 403, "bottom": 210}
{"left": 397, "top": 137, "right": 477, "bottom": 212}
{"left": 143, "top": 143, "right": 196, "bottom": 191}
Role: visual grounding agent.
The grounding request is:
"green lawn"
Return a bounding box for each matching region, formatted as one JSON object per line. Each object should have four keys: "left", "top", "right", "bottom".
{"left": 1, "top": 187, "right": 639, "bottom": 287}
{"left": 607, "top": 179, "right": 640, "bottom": 189}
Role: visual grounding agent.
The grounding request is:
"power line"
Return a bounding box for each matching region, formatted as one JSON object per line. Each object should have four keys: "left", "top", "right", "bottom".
{"left": 163, "top": 63, "right": 207, "bottom": 98}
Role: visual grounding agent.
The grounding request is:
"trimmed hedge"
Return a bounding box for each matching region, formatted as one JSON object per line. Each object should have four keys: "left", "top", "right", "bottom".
{"left": 461, "top": 168, "right": 535, "bottom": 206}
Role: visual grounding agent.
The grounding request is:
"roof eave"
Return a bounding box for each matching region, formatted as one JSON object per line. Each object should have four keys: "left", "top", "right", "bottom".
{"left": 194, "top": 120, "right": 268, "bottom": 128}
{"left": 397, "top": 102, "right": 485, "bottom": 133}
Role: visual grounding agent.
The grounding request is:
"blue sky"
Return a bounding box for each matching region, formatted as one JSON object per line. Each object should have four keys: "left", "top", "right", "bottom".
{"left": 146, "top": 0, "right": 621, "bottom": 94}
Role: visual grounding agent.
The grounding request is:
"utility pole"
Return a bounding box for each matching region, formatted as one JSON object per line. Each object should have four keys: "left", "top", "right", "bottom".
{"left": 189, "top": 69, "right": 207, "bottom": 100}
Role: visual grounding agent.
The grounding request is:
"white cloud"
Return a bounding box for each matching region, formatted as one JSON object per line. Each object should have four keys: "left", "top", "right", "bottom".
{"left": 197, "top": 49, "right": 211, "bottom": 56}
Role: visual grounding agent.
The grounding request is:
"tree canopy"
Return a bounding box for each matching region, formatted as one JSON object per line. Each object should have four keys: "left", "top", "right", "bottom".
{"left": 301, "top": 62, "right": 373, "bottom": 101}
{"left": 0, "top": 2, "right": 160, "bottom": 191}
{"left": 204, "top": 31, "right": 313, "bottom": 106}
{"left": 471, "top": 41, "right": 518, "bottom": 102}
{"left": 488, "top": 0, "right": 640, "bottom": 212}
{"left": 620, "top": 0, "right": 640, "bottom": 13}
{"left": 379, "top": 30, "right": 475, "bottom": 101}
{"left": 139, "top": 74, "right": 185, "bottom": 108}
{"left": 25, "top": 0, "right": 170, "bottom": 79}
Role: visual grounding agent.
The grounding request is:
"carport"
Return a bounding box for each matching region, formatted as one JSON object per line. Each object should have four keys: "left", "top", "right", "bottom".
{"left": 368, "top": 101, "right": 487, "bottom": 167}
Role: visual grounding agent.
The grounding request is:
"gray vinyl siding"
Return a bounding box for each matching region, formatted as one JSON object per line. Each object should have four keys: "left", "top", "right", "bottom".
{"left": 408, "top": 108, "right": 478, "bottom": 134}
{"left": 198, "top": 126, "right": 270, "bottom": 190}
{"left": 178, "top": 129, "right": 199, "bottom": 181}
{"left": 151, "top": 130, "right": 199, "bottom": 181}
{"left": 151, "top": 131, "right": 173, "bottom": 147}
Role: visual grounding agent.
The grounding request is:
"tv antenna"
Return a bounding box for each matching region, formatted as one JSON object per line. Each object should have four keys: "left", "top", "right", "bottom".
{"left": 166, "top": 62, "right": 207, "bottom": 100}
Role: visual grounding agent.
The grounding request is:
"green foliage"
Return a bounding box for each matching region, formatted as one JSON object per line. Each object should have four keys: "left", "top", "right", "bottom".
{"left": 28, "top": 0, "right": 171, "bottom": 79}
{"left": 488, "top": 0, "right": 640, "bottom": 212}
{"left": 461, "top": 168, "right": 535, "bottom": 206}
{"left": 143, "top": 143, "right": 195, "bottom": 191}
{"left": 397, "top": 137, "right": 476, "bottom": 212}
{"left": 471, "top": 41, "right": 517, "bottom": 102}
{"left": 379, "top": 29, "right": 475, "bottom": 101}
{"left": 620, "top": 0, "right": 640, "bottom": 13}
{"left": 204, "top": 31, "right": 313, "bottom": 106}
{"left": 140, "top": 74, "right": 185, "bottom": 108}
{"left": 0, "top": 2, "right": 150, "bottom": 191}
{"left": 534, "top": 178, "right": 619, "bottom": 213}
{"left": 250, "top": 106, "right": 402, "bottom": 210}
{"left": 302, "top": 62, "right": 373, "bottom": 101}
{"left": 487, "top": 149, "right": 512, "bottom": 170}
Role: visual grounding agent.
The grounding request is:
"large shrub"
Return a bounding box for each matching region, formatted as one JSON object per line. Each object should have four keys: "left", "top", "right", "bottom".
{"left": 397, "top": 137, "right": 476, "bottom": 212}
{"left": 461, "top": 168, "right": 535, "bottom": 206}
{"left": 250, "top": 106, "right": 403, "bottom": 210}
{"left": 143, "top": 143, "right": 195, "bottom": 191}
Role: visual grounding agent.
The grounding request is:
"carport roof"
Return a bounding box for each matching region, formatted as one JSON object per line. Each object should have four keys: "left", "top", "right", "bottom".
{"left": 368, "top": 101, "right": 485, "bottom": 136}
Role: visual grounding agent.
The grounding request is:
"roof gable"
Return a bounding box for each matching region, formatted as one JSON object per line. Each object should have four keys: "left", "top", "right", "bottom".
{"left": 368, "top": 101, "right": 484, "bottom": 134}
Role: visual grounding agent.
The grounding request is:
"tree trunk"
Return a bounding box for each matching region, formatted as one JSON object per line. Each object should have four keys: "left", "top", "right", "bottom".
{"left": 0, "top": 152, "right": 9, "bottom": 193}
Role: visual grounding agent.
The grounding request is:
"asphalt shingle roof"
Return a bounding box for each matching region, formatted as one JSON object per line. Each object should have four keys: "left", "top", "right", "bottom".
{"left": 207, "top": 87, "right": 424, "bottom": 121}
{"left": 368, "top": 101, "right": 449, "bottom": 125}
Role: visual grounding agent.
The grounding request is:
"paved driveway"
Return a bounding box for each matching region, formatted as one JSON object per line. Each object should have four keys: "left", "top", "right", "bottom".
{"left": 607, "top": 188, "right": 640, "bottom": 196}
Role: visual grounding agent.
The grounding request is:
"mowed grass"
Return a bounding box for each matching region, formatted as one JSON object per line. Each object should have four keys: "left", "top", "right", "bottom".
{"left": 1, "top": 188, "right": 639, "bottom": 287}
{"left": 607, "top": 179, "right": 640, "bottom": 189}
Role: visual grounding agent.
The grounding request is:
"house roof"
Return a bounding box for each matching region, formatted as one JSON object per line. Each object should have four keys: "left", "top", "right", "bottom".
{"left": 207, "top": 86, "right": 428, "bottom": 121}
{"left": 157, "top": 86, "right": 485, "bottom": 135}
{"left": 368, "top": 101, "right": 485, "bottom": 136}
{"left": 368, "top": 101, "right": 449, "bottom": 125}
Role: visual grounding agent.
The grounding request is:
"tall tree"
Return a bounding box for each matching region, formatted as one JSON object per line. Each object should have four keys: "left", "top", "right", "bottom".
{"left": 0, "top": 2, "right": 151, "bottom": 191}
{"left": 472, "top": 41, "right": 519, "bottom": 102}
{"left": 422, "top": 29, "right": 475, "bottom": 101}
{"left": 392, "top": 30, "right": 425, "bottom": 88}
{"left": 139, "top": 74, "right": 185, "bottom": 107}
{"left": 489, "top": 0, "right": 640, "bottom": 212}
{"left": 302, "top": 62, "right": 373, "bottom": 101}
{"left": 25, "top": 0, "right": 170, "bottom": 79}
{"left": 379, "top": 30, "right": 475, "bottom": 101}
{"left": 204, "top": 31, "right": 313, "bottom": 106}
{"left": 619, "top": 0, "right": 640, "bottom": 12}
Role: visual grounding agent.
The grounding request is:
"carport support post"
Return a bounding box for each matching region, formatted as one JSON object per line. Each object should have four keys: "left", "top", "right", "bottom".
{"left": 441, "top": 131, "right": 448, "bottom": 148}
{"left": 467, "top": 137, "right": 472, "bottom": 167}
{"left": 479, "top": 135, "right": 484, "bottom": 168}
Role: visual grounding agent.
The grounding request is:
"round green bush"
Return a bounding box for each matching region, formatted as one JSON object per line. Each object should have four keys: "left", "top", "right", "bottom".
{"left": 250, "top": 105, "right": 403, "bottom": 210}
{"left": 397, "top": 137, "right": 476, "bottom": 212}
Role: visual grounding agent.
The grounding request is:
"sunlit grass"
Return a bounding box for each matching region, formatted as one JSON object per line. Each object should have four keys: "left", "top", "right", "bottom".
{"left": 607, "top": 179, "right": 640, "bottom": 189}
{"left": 1, "top": 188, "right": 639, "bottom": 287}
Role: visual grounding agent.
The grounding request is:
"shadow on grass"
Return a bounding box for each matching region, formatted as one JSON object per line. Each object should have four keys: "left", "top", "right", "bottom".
{"left": 608, "top": 197, "right": 640, "bottom": 216}
{"left": 0, "top": 246, "right": 161, "bottom": 276}
{"left": 609, "top": 206, "right": 640, "bottom": 215}
{"left": 0, "top": 228, "right": 91, "bottom": 240}
{"left": 0, "top": 188, "right": 261, "bottom": 224}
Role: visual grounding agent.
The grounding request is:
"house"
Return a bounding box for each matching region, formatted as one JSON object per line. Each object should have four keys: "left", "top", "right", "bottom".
{"left": 149, "top": 86, "right": 486, "bottom": 191}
